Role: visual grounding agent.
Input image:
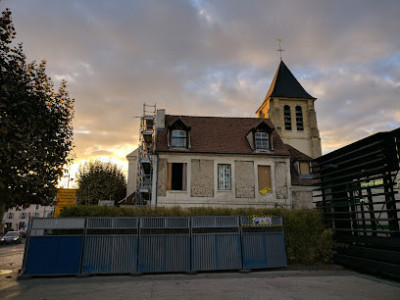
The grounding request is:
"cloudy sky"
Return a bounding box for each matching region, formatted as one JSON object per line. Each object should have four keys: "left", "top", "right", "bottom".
{"left": 3, "top": 0, "right": 400, "bottom": 183}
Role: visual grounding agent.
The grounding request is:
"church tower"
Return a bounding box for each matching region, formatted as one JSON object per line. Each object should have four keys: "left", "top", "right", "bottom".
{"left": 256, "top": 60, "right": 322, "bottom": 158}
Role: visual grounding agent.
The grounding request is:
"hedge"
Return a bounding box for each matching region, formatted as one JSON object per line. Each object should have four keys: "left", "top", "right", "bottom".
{"left": 61, "top": 205, "right": 334, "bottom": 265}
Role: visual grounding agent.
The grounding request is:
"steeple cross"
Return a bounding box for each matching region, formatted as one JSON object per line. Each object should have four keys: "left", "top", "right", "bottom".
{"left": 276, "top": 39, "right": 285, "bottom": 60}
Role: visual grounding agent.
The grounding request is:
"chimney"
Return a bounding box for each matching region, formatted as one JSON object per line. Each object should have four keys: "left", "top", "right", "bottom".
{"left": 156, "top": 109, "right": 165, "bottom": 129}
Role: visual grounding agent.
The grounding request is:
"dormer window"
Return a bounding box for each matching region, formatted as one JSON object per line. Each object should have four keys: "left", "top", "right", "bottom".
{"left": 246, "top": 121, "right": 273, "bottom": 152}
{"left": 296, "top": 161, "right": 313, "bottom": 178}
{"left": 171, "top": 130, "right": 187, "bottom": 147}
{"left": 255, "top": 132, "right": 269, "bottom": 150}
{"left": 168, "top": 118, "right": 190, "bottom": 149}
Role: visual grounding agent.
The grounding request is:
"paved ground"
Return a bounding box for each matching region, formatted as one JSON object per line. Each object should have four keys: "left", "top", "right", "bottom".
{"left": 1, "top": 243, "right": 400, "bottom": 299}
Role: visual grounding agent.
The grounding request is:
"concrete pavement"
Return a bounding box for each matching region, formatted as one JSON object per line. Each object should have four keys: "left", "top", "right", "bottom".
{"left": 1, "top": 243, "right": 400, "bottom": 299}
{"left": 1, "top": 267, "right": 400, "bottom": 300}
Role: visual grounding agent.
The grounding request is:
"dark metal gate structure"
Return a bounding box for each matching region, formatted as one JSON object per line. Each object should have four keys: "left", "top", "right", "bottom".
{"left": 314, "top": 128, "right": 400, "bottom": 278}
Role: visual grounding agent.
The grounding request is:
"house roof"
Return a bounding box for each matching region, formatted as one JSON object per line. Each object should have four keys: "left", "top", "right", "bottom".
{"left": 156, "top": 115, "right": 290, "bottom": 156}
{"left": 285, "top": 144, "right": 319, "bottom": 186}
{"left": 264, "top": 60, "right": 315, "bottom": 100}
{"left": 285, "top": 144, "right": 313, "bottom": 162}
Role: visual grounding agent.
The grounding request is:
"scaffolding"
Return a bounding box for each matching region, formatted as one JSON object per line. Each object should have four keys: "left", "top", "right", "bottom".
{"left": 136, "top": 103, "right": 156, "bottom": 205}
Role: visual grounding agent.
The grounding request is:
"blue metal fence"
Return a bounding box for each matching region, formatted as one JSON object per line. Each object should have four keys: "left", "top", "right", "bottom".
{"left": 22, "top": 216, "right": 287, "bottom": 277}
{"left": 191, "top": 216, "right": 242, "bottom": 271}
{"left": 23, "top": 218, "right": 85, "bottom": 276}
{"left": 138, "top": 217, "right": 190, "bottom": 273}
{"left": 81, "top": 217, "right": 138, "bottom": 274}
{"left": 241, "top": 216, "right": 287, "bottom": 269}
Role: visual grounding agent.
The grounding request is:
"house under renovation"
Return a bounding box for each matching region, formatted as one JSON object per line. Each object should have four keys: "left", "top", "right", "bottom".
{"left": 125, "top": 60, "right": 321, "bottom": 208}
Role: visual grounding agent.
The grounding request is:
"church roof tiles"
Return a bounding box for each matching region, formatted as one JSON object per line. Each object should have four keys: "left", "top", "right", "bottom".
{"left": 265, "top": 60, "right": 315, "bottom": 100}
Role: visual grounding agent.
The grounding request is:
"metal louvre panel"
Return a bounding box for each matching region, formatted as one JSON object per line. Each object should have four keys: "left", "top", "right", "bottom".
{"left": 30, "top": 218, "right": 85, "bottom": 229}
{"left": 113, "top": 218, "right": 138, "bottom": 229}
{"left": 140, "top": 217, "right": 189, "bottom": 229}
{"left": 241, "top": 232, "right": 287, "bottom": 269}
{"left": 264, "top": 232, "right": 287, "bottom": 268}
{"left": 242, "top": 233, "right": 268, "bottom": 269}
{"left": 192, "top": 216, "right": 239, "bottom": 228}
{"left": 86, "top": 218, "right": 112, "bottom": 228}
{"left": 191, "top": 234, "right": 241, "bottom": 271}
{"left": 82, "top": 235, "right": 138, "bottom": 274}
{"left": 138, "top": 235, "right": 190, "bottom": 273}
{"left": 86, "top": 217, "right": 138, "bottom": 229}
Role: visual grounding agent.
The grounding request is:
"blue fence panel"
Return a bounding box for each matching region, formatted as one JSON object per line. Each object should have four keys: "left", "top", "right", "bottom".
{"left": 241, "top": 216, "right": 287, "bottom": 270}
{"left": 138, "top": 217, "right": 190, "bottom": 273}
{"left": 82, "top": 217, "right": 139, "bottom": 274}
{"left": 24, "top": 236, "right": 58, "bottom": 275}
{"left": 191, "top": 234, "right": 241, "bottom": 271}
{"left": 264, "top": 232, "right": 287, "bottom": 268}
{"left": 82, "top": 235, "right": 138, "bottom": 274}
{"left": 191, "top": 216, "right": 241, "bottom": 271}
{"left": 138, "top": 235, "right": 190, "bottom": 273}
{"left": 24, "top": 236, "right": 83, "bottom": 275}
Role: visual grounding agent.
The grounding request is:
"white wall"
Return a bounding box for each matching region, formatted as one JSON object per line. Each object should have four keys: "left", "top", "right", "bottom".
{"left": 2, "top": 205, "right": 54, "bottom": 231}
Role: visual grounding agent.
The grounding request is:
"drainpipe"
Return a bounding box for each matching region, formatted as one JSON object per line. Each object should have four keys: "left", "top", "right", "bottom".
{"left": 151, "top": 153, "right": 159, "bottom": 206}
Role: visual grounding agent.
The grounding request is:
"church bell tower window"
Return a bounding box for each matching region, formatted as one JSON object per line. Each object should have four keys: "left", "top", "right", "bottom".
{"left": 284, "top": 105, "right": 291, "bottom": 130}
{"left": 296, "top": 106, "right": 304, "bottom": 131}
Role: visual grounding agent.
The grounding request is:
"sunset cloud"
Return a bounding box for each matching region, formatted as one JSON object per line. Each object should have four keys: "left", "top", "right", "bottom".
{"left": 4, "top": 0, "right": 399, "bottom": 180}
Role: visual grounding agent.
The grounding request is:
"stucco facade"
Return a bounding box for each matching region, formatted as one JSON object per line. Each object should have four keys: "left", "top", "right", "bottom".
{"left": 152, "top": 153, "right": 292, "bottom": 208}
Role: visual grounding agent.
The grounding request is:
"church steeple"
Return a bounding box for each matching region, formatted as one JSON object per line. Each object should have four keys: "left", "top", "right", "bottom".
{"left": 257, "top": 61, "right": 322, "bottom": 158}
{"left": 265, "top": 60, "right": 315, "bottom": 100}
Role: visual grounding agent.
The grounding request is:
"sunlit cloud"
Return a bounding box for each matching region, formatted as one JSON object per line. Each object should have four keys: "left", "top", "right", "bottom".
{"left": 4, "top": 0, "right": 399, "bottom": 186}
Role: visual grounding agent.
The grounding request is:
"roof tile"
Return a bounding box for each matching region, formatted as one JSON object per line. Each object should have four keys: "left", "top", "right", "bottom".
{"left": 156, "top": 115, "right": 290, "bottom": 156}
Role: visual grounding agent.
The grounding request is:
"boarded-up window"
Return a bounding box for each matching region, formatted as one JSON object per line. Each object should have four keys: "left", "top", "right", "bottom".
{"left": 166, "top": 163, "right": 187, "bottom": 191}
{"left": 258, "top": 166, "right": 272, "bottom": 193}
{"left": 299, "top": 162, "right": 310, "bottom": 175}
{"left": 235, "top": 161, "right": 255, "bottom": 198}
{"left": 191, "top": 159, "right": 214, "bottom": 197}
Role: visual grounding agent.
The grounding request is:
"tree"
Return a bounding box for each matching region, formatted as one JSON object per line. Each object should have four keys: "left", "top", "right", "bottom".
{"left": 0, "top": 4, "right": 74, "bottom": 219}
{"left": 76, "top": 160, "right": 126, "bottom": 205}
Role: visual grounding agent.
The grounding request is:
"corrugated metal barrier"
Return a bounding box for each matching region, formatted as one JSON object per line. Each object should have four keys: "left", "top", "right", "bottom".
{"left": 22, "top": 215, "right": 287, "bottom": 277}
{"left": 241, "top": 216, "right": 287, "bottom": 269}
{"left": 191, "top": 216, "right": 242, "bottom": 271}
{"left": 81, "top": 217, "right": 138, "bottom": 274}
{"left": 138, "top": 217, "right": 190, "bottom": 273}
{"left": 23, "top": 218, "right": 85, "bottom": 276}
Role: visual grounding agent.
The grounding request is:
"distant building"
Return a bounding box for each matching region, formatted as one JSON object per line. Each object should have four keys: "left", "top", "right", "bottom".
{"left": 2, "top": 205, "right": 53, "bottom": 232}
{"left": 126, "top": 60, "right": 321, "bottom": 208}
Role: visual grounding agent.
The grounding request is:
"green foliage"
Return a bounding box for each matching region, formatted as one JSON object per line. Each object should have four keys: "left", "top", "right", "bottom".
{"left": 61, "top": 206, "right": 335, "bottom": 265}
{"left": 280, "top": 209, "right": 335, "bottom": 265}
{"left": 76, "top": 160, "right": 126, "bottom": 205}
{"left": 0, "top": 4, "right": 74, "bottom": 211}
